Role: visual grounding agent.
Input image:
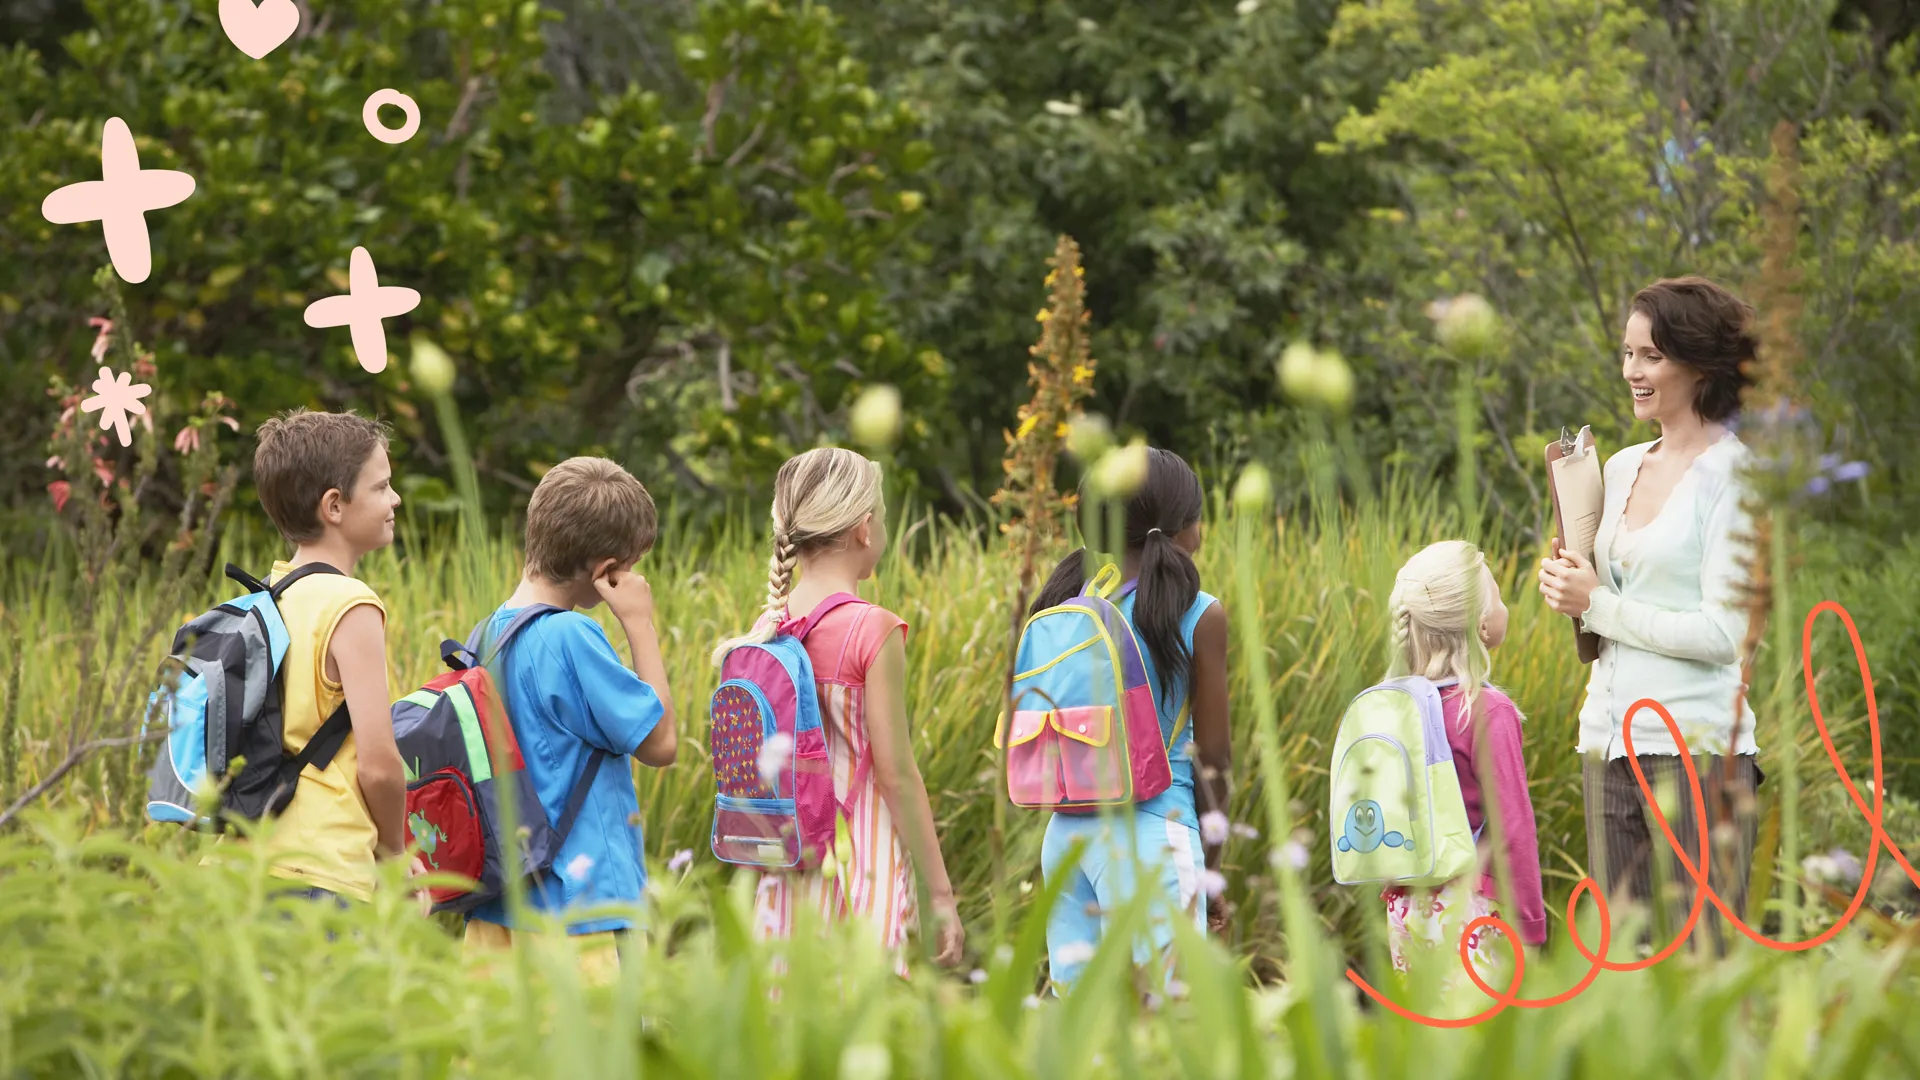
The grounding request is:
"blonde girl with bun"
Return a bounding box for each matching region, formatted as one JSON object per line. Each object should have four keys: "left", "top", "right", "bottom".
{"left": 711, "top": 447, "right": 965, "bottom": 975}
{"left": 1380, "top": 541, "right": 1546, "bottom": 991}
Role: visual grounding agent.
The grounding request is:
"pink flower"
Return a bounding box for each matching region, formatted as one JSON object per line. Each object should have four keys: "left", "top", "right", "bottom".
{"left": 47, "top": 481, "right": 71, "bottom": 512}
{"left": 88, "top": 317, "right": 113, "bottom": 363}
{"left": 1199, "top": 811, "right": 1229, "bottom": 846}
{"left": 757, "top": 732, "right": 795, "bottom": 788}
{"left": 1200, "top": 870, "right": 1227, "bottom": 898}
{"left": 667, "top": 849, "right": 694, "bottom": 874}
{"left": 173, "top": 426, "right": 200, "bottom": 454}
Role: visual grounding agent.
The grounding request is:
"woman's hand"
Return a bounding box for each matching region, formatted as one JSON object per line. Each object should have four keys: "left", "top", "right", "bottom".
{"left": 1538, "top": 541, "right": 1601, "bottom": 618}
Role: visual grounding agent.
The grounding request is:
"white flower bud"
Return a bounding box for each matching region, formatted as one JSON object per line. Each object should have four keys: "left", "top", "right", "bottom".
{"left": 1433, "top": 293, "right": 1499, "bottom": 356}
{"left": 1232, "top": 463, "right": 1273, "bottom": 512}
{"left": 1089, "top": 438, "right": 1149, "bottom": 498}
{"left": 848, "top": 384, "right": 902, "bottom": 449}
{"left": 410, "top": 336, "right": 456, "bottom": 395}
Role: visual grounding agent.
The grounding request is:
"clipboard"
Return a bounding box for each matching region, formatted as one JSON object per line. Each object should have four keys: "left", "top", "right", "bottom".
{"left": 1545, "top": 425, "right": 1603, "bottom": 664}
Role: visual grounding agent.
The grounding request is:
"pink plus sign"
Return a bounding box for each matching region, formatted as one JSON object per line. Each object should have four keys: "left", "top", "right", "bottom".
{"left": 303, "top": 246, "right": 422, "bottom": 374}
{"left": 41, "top": 118, "right": 197, "bottom": 285}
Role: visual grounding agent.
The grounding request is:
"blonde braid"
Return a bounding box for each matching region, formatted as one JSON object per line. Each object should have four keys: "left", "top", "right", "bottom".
{"left": 1387, "top": 597, "right": 1415, "bottom": 677}
{"left": 763, "top": 522, "right": 799, "bottom": 624}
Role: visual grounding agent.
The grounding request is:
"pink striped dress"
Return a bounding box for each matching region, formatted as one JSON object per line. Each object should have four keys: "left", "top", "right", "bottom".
{"left": 751, "top": 600, "right": 917, "bottom": 976}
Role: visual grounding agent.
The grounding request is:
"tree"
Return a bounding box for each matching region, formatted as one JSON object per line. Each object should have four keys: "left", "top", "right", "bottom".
{"left": 0, "top": 0, "right": 942, "bottom": 526}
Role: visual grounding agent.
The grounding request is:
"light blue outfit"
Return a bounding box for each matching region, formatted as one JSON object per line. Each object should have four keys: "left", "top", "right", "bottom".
{"left": 466, "top": 606, "right": 664, "bottom": 935}
{"left": 1041, "top": 587, "right": 1218, "bottom": 990}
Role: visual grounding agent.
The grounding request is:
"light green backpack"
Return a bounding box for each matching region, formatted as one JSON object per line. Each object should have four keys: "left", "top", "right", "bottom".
{"left": 1328, "top": 676, "right": 1481, "bottom": 888}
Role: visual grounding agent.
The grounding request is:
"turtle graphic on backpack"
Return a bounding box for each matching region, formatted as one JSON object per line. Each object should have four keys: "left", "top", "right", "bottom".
{"left": 142, "top": 563, "right": 356, "bottom": 828}
{"left": 994, "top": 563, "right": 1176, "bottom": 813}
{"left": 1327, "top": 675, "right": 1480, "bottom": 887}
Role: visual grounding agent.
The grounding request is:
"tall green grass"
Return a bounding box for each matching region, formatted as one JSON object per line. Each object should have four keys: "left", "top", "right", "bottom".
{"left": 2, "top": 806, "right": 1916, "bottom": 1078}
{"left": 2, "top": 473, "right": 1902, "bottom": 969}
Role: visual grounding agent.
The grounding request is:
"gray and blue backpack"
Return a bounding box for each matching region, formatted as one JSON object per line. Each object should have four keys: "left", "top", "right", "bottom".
{"left": 142, "top": 563, "right": 354, "bottom": 828}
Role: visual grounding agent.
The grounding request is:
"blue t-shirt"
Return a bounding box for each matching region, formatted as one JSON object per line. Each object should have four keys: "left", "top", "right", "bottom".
{"left": 466, "top": 606, "right": 664, "bottom": 934}
{"left": 1120, "top": 588, "right": 1218, "bottom": 827}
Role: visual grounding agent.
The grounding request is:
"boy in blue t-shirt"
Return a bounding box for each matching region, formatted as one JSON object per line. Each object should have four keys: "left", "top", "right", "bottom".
{"left": 463, "top": 457, "right": 678, "bottom": 976}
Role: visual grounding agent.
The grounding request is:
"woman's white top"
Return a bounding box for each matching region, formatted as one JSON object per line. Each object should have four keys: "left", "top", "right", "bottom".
{"left": 1576, "top": 431, "right": 1759, "bottom": 759}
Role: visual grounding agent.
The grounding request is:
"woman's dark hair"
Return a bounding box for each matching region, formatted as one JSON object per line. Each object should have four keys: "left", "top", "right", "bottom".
{"left": 1029, "top": 448, "right": 1205, "bottom": 706}
{"left": 1628, "top": 276, "right": 1758, "bottom": 423}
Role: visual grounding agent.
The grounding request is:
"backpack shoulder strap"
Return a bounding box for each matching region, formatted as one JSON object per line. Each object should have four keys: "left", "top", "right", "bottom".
{"left": 225, "top": 563, "right": 270, "bottom": 594}
{"left": 266, "top": 562, "right": 345, "bottom": 600}
{"left": 792, "top": 592, "right": 867, "bottom": 641}
{"left": 289, "top": 702, "right": 354, "bottom": 775}
{"left": 550, "top": 749, "right": 612, "bottom": 848}
{"left": 460, "top": 603, "right": 567, "bottom": 667}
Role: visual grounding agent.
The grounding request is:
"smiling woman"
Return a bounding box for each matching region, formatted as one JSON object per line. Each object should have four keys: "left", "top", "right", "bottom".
{"left": 1538, "top": 276, "right": 1762, "bottom": 955}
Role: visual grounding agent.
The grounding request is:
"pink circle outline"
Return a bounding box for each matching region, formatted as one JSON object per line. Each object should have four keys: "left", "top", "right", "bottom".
{"left": 362, "top": 89, "right": 421, "bottom": 145}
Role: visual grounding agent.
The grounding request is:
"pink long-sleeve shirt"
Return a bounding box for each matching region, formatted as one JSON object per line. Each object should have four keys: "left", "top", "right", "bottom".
{"left": 1432, "top": 683, "right": 1547, "bottom": 945}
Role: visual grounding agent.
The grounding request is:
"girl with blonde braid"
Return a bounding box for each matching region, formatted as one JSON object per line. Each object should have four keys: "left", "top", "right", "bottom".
{"left": 1380, "top": 541, "right": 1545, "bottom": 990}
{"left": 711, "top": 448, "right": 964, "bottom": 975}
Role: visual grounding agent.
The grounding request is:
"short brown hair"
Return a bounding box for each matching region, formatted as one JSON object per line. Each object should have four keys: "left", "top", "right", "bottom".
{"left": 1629, "top": 276, "right": 1758, "bottom": 423}
{"left": 254, "top": 408, "right": 393, "bottom": 543}
{"left": 524, "top": 457, "right": 658, "bottom": 581}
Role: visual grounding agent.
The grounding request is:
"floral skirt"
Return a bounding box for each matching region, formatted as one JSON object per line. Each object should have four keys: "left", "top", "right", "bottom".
{"left": 1382, "top": 879, "right": 1510, "bottom": 1000}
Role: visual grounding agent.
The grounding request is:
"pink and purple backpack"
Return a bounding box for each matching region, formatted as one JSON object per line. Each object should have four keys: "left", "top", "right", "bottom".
{"left": 994, "top": 563, "right": 1175, "bottom": 812}
{"left": 707, "top": 593, "right": 867, "bottom": 869}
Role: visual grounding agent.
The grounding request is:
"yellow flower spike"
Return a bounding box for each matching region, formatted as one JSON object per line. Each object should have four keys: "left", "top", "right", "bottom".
{"left": 1036, "top": 309, "right": 1050, "bottom": 322}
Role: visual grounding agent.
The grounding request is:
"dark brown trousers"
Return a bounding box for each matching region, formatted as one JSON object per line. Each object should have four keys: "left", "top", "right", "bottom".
{"left": 1581, "top": 753, "right": 1764, "bottom": 956}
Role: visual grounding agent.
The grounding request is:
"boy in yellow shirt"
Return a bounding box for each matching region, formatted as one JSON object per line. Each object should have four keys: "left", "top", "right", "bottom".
{"left": 248, "top": 408, "right": 410, "bottom": 902}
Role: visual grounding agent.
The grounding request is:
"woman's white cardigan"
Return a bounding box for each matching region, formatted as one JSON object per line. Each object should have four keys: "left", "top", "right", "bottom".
{"left": 1576, "top": 432, "right": 1760, "bottom": 760}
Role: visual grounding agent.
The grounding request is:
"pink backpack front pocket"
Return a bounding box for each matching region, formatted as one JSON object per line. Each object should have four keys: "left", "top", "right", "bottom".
{"left": 1051, "top": 705, "right": 1131, "bottom": 802}
{"left": 1003, "top": 709, "right": 1064, "bottom": 806}
{"left": 1001, "top": 705, "right": 1134, "bottom": 807}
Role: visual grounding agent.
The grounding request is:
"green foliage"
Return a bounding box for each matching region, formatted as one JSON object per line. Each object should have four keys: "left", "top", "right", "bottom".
{"left": 7, "top": 474, "right": 1914, "bottom": 970}
{"left": 5, "top": 0, "right": 1917, "bottom": 555}
{"left": 0, "top": 0, "right": 942, "bottom": 529}
{"left": 1316, "top": 0, "right": 1918, "bottom": 536}
{"left": 2, "top": 809, "right": 1919, "bottom": 1077}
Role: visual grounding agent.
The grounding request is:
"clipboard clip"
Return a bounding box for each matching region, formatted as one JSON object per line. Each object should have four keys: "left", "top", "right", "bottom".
{"left": 1557, "top": 425, "right": 1575, "bottom": 456}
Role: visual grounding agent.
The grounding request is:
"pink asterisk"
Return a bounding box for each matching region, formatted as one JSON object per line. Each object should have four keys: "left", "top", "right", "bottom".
{"left": 80, "top": 366, "right": 153, "bottom": 447}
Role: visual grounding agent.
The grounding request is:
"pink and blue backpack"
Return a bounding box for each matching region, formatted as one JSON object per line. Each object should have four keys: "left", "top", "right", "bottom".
{"left": 707, "top": 593, "right": 867, "bottom": 869}
{"left": 995, "top": 563, "right": 1175, "bottom": 812}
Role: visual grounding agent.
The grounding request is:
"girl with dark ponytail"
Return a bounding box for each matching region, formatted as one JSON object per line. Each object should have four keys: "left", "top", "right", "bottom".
{"left": 1032, "top": 448, "right": 1233, "bottom": 994}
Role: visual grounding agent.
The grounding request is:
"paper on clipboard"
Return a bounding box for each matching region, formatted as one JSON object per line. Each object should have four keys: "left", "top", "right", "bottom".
{"left": 1545, "top": 425, "right": 1603, "bottom": 664}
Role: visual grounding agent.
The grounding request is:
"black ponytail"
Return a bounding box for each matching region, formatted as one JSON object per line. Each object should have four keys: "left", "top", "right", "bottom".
{"left": 1025, "top": 449, "right": 1204, "bottom": 707}
{"left": 1129, "top": 451, "right": 1203, "bottom": 706}
{"left": 1029, "top": 546, "right": 1089, "bottom": 615}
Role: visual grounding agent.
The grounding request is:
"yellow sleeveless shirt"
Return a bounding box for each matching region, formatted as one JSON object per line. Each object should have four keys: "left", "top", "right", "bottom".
{"left": 254, "top": 561, "right": 387, "bottom": 901}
